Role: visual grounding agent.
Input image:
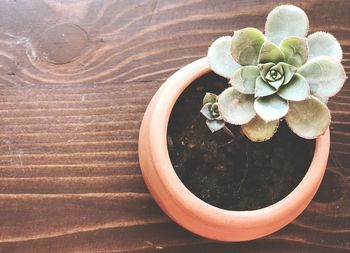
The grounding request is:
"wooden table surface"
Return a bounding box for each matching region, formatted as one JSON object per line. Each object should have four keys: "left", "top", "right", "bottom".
{"left": 0, "top": 0, "right": 349, "bottom": 252}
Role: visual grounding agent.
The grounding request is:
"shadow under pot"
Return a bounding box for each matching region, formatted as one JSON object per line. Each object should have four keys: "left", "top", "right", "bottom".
{"left": 138, "top": 57, "right": 330, "bottom": 242}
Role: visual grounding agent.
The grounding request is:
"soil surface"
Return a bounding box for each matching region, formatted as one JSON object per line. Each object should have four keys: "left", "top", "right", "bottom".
{"left": 167, "top": 72, "right": 315, "bottom": 211}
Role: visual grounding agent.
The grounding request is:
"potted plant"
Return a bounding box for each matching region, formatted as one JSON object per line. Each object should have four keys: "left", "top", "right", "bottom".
{"left": 138, "top": 5, "right": 346, "bottom": 241}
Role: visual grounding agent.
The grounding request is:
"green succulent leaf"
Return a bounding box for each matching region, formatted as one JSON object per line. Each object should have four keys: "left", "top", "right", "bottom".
{"left": 269, "top": 61, "right": 284, "bottom": 75}
{"left": 218, "top": 87, "right": 256, "bottom": 125}
{"left": 308, "top": 32, "right": 342, "bottom": 61}
{"left": 207, "top": 36, "right": 241, "bottom": 79}
{"left": 200, "top": 103, "right": 215, "bottom": 120}
{"left": 255, "top": 76, "right": 277, "bottom": 97}
{"left": 206, "top": 119, "right": 225, "bottom": 133}
{"left": 254, "top": 94, "right": 289, "bottom": 122}
{"left": 278, "top": 73, "right": 310, "bottom": 101}
{"left": 280, "top": 62, "right": 297, "bottom": 84}
{"left": 286, "top": 96, "right": 330, "bottom": 139}
{"left": 298, "top": 56, "right": 347, "bottom": 98}
{"left": 280, "top": 36, "right": 308, "bottom": 67}
{"left": 265, "top": 5, "right": 309, "bottom": 46}
{"left": 203, "top": 92, "right": 218, "bottom": 105}
{"left": 229, "top": 66, "right": 260, "bottom": 94}
{"left": 258, "top": 41, "right": 285, "bottom": 64}
{"left": 258, "top": 63, "right": 275, "bottom": 82}
{"left": 267, "top": 79, "right": 284, "bottom": 90}
{"left": 242, "top": 116, "right": 279, "bottom": 142}
{"left": 231, "top": 28, "right": 265, "bottom": 66}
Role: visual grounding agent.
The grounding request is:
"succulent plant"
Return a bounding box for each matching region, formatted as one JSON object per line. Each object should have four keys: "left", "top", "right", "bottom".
{"left": 202, "top": 4, "right": 347, "bottom": 142}
{"left": 200, "top": 93, "right": 225, "bottom": 132}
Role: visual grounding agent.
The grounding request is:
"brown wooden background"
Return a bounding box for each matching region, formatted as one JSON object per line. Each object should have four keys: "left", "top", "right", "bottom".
{"left": 0, "top": 0, "right": 348, "bottom": 252}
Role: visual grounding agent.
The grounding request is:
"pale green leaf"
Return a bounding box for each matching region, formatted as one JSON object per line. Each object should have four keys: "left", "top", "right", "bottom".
{"left": 254, "top": 94, "right": 289, "bottom": 121}
{"left": 267, "top": 78, "right": 284, "bottom": 90}
{"left": 218, "top": 87, "right": 256, "bottom": 125}
{"left": 298, "top": 56, "right": 347, "bottom": 98}
{"left": 280, "top": 62, "right": 297, "bottom": 84}
{"left": 231, "top": 28, "right": 265, "bottom": 66}
{"left": 258, "top": 41, "right": 285, "bottom": 64}
{"left": 255, "top": 76, "right": 277, "bottom": 97}
{"left": 200, "top": 103, "right": 215, "bottom": 120}
{"left": 229, "top": 66, "right": 259, "bottom": 94}
{"left": 286, "top": 96, "right": 330, "bottom": 139}
{"left": 206, "top": 120, "right": 225, "bottom": 133}
{"left": 265, "top": 5, "right": 309, "bottom": 45}
{"left": 207, "top": 36, "right": 241, "bottom": 79}
{"left": 203, "top": 93, "right": 218, "bottom": 105}
{"left": 242, "top": 116, "right": 279, "bottom": 142}
{"left": 258, "top": 63, "right": 275, "bottom": 82}
{"left": 308, "top": 32, "right": 342, "bottom": 61}
{"left": 280, "top": 36, "right": 308, "bottom": 67}
{"left": 269, "top": 62, "right": 283, "bottom": 75}
{"left": 278, "top": 73, "right": 310, "bottom": 101}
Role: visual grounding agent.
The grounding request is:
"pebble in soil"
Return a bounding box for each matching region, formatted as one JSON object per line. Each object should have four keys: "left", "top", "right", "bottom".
{"left": 167, "top": 72, "right": 315, "bottom": 211}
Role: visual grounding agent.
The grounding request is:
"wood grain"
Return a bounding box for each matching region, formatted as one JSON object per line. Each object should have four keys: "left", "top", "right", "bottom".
{"left": 0, "top": 0, "right": 349, "bottom": 252}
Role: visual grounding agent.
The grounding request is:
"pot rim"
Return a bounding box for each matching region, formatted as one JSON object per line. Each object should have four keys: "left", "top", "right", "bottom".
{"left": 146, "top": 57, "right": 329, "bottom": 229}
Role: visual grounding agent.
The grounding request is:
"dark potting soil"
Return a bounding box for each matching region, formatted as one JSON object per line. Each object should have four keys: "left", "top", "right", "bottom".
{"left": 167, "top": 72, "right": 315, "bottom": 211}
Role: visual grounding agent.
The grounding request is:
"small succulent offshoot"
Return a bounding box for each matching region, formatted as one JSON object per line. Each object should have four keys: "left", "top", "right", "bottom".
{"left": 201, "top": 5, "right": 347, "bottom": 141}
{"left": 200, "top": 93, "right": 226, "bottom": 132}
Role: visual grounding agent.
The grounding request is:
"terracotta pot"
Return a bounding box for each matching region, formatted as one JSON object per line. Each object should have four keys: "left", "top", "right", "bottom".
{"left": 138, "top": 57, "right": 330, "bottom": 241}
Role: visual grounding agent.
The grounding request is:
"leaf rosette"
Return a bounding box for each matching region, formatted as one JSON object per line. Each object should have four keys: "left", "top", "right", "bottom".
{"left": 200, "top": 93, "right": 225, "bottom": 132}
{"left": 204, "top": 5, "right": 347, "bottom": 141}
